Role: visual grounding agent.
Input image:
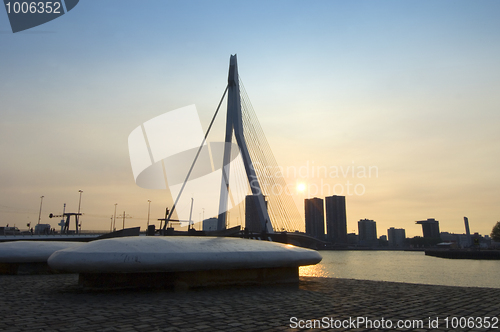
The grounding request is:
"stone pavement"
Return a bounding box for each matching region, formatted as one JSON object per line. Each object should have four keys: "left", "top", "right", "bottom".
{"left": 0, "top": 274, "right": 499, "bottom": 331}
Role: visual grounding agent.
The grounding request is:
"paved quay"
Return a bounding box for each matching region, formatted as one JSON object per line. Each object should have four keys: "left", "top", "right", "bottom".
{"left": 0, "top": 274, "right": 499, "bottom": 332}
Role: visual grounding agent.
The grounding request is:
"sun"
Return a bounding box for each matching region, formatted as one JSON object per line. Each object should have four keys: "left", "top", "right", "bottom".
{"left": 296, "top": 183, "right": 306, "bottom": 193}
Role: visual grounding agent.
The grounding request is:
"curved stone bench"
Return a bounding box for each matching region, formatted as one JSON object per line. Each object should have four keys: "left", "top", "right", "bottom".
{"left": 48, "top": 236, "right": 322, "bottom": 289}
{"left": 0, "top": 241, "right": 85, "bottom": 274}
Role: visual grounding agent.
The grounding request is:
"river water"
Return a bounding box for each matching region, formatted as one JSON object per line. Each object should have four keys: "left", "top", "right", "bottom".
{"left": 299, "top": 250, "right": 500, "bottom": 289}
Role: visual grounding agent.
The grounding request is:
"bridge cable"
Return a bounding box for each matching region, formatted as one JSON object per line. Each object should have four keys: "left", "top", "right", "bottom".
{"left": 239, "top": 78, "right": 302, "bottom": 231}
{"left": 242, "top": 81, "right": 302, "bottom": 231}
{"left": 164, "top": 85, "right": 229, "bottom": 231}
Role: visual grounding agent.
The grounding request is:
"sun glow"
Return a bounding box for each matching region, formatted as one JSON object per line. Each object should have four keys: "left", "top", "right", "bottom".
{"left": 297, "top": 182, "right": 306, "bottom": 193}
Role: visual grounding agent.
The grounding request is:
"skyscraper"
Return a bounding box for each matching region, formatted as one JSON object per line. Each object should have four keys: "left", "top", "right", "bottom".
{"left": 416, "top": 218, "right": 440, "bottom": 239}
{"left": 387, "top": 227, "right": 406, "bottom": 247}
{"left": 358, "top": 219, "right": 377, "bottom": 247}
{"left": 305, "top": 197, "right": 325, "bottom": 239}
{"left": 245, "top": 195, "right": 268, "bottom": 233}
{"left": 325, "top": 195, "right": 347, "bottom": 244}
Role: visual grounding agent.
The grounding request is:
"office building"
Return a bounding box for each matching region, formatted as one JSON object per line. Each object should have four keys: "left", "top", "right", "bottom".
{"left": 440, "top": 232, "right": 472, "bottom": 248}
{"left": 387, "top": 227, "right": 406, "bottom": 247}
{"left": 416, "top": 218, "right": 440, "bottom": 239}
{"left": 325, "top": 195, "right": 347, "bottom": 244}
{"left": 245, "top": 195, "right": 268, "bottom": 233}
{"left": 358, "top": 219, "right": 377, "bottom": 247}
{"left": 305, "top": 197, "right": 325, "bottom": 239}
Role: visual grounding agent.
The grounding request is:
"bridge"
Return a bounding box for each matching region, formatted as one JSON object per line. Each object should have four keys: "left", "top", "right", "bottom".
{"left": 163, "top": 55, "right": 324, "bottom": 249}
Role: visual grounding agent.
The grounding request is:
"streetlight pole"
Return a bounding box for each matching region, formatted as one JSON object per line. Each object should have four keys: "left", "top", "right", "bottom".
{"left": 77, "top": 190, "right": 83, "bottom": 232}
{"left": 147, "top": 200, "right": 151, "bottom": 229}
{"left": 37, "top": 196, "right": 44, "bottom": 225}
{"left": 113, "top": 203, "right": 117, "bottom": 232}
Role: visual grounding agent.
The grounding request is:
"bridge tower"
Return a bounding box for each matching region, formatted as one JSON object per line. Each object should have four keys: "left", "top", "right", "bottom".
{"left": 217, "top": 55, "right": 273, "bottom": 233}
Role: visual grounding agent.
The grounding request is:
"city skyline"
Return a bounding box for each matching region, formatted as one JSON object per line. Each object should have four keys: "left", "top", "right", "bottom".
{"left": 1, "top": 1, "right": 500, "bottom": 237}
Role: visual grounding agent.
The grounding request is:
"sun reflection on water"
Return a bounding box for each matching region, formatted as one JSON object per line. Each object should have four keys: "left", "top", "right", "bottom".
{"left": 298, "top": 251, "right": 500, "bottom": 288}
{"left": 299, "top": 263, "right": 330, "bottom": 278}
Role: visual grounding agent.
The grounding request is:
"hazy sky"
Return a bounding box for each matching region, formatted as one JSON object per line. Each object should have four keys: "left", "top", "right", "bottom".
{"left": 1, "top": 0, "right": 499, "bottom": 237}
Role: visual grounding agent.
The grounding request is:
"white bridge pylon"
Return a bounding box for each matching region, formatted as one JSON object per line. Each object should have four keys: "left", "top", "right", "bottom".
{"left": 217, "top": 55, "right": 273, "bottom": 233}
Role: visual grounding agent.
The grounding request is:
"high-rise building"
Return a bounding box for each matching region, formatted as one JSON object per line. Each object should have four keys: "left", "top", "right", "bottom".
{"left": 358, "top": 219, "right": 377, "bottom": 247}
{"left": 325, "top": 195, "right": 347, "bottom": 244}
{"left": 387, "top": 227, "right": 406, "bottom": 247}
{"left": 416, "top": 218, "right": 440, "bottom": 239}
{"left": 245, "top": 195, "right": 268, "bottom": 233}
{"left": 305, "top": 197, "right": 325, "bottom": 239}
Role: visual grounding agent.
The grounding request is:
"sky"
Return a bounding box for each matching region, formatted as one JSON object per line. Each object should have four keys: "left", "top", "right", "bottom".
{"left": 1, "top": 0, "right": 499, "bottom": 238}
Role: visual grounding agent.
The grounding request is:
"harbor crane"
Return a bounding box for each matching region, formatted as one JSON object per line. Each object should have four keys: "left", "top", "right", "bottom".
{"left": 49, "top": 212, "right": 82, "bottom": 234}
